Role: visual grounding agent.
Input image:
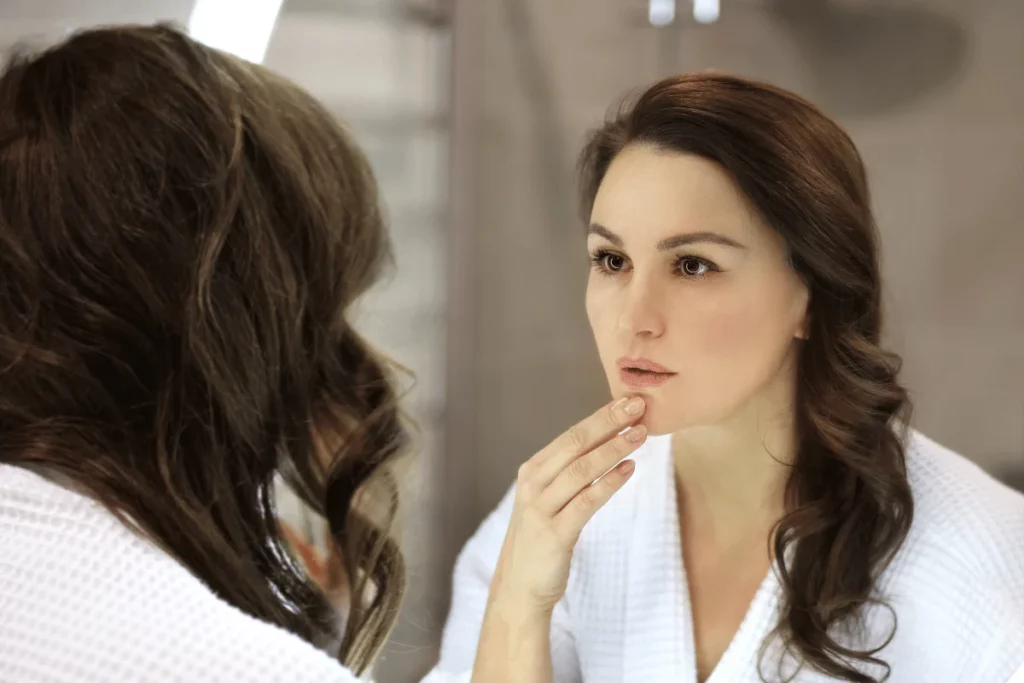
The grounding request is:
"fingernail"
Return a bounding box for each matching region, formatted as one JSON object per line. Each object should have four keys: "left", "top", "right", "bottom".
{"left": 625, "top": 425, "right": 647, "bottom": 442}
{"left": 624, "top": 397, "right": 645, "bottom": 416}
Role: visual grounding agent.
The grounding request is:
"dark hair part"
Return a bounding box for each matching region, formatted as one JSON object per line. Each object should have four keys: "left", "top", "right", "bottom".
{"left": 0, "top": 24, "right": 408, "bottom": 673}
{"left": 578, "top": 73, "right": 914, "bottom": 682}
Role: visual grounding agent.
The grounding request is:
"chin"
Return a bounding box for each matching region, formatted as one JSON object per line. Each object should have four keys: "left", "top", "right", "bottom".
{"left": 614, "top": 391, "right": 684, "bottom": 436}
{"left": 612, "top": 385, "right": 717, "bottom": 436}
{"left": 637, "top": 408, "right": 683, "bottom": 437}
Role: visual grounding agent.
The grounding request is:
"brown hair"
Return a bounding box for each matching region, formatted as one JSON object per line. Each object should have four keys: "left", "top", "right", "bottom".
{"left": 0, "top": 24, "right": 407, "bottom": 673}
{"left": 578, "top": 74, "right": 913, "bottom": 682}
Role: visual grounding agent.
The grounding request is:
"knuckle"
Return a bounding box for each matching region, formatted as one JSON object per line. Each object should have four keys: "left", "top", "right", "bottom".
{"left": 574, "top": 487, "right": 595, "bottom": 512}
{"left": 567, "top": 424, "right": 588, "bottom": 451}
{"left": 515, "top": 465, "right": 539, "bottom": 501}
{"left": 609, "top": 434, "right": 628, "bottom": 458}
{"left": 566, "top": 455, "right": 591, "bottom": 484}
{"left": 603, "top": 466, "right": 624, "bottom": 489}
{"left": 595, "top": 440, "right": 625, "bottom": 469}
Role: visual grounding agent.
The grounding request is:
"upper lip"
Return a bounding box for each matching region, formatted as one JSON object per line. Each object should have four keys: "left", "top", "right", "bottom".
{"left": 616, "top": 357, "right": 676, "bottom": 374}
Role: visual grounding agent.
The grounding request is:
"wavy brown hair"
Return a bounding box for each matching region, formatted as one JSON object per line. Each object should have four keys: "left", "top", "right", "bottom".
{"left": 0, "top": 24, "right": 408, "bottom": 673}
{"left": 578, "top": 74, "right": 914, "bottom": 682}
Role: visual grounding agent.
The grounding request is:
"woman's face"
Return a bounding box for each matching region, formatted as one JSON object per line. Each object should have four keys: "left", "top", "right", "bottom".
{"left": 586, "top": 145, "right": 809, "bottom": 435}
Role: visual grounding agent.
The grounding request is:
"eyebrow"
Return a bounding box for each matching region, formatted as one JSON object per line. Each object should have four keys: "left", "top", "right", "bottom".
{"left": 587, "top": 223, "right": 746, "bottom": 250}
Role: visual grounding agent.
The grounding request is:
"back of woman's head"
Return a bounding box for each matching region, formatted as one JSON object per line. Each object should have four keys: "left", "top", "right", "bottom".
{"left": 579, "top": 74, "right": 913, "bottom": 682}
{"left": 0, "top": 23, "right": 406, "bottom": 672}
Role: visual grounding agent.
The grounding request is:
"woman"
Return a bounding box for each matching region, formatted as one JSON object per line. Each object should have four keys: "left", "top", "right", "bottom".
{"left": 0, "top": 24, "right": 407, "bottom": 682}
{"left": 425, "top": 75, "right": 1024, "bottom": 682}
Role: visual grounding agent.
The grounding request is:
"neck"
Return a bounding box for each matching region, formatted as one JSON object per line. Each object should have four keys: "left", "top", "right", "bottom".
{"left": 671, "top": 366, "right": 798, "bottom": 549}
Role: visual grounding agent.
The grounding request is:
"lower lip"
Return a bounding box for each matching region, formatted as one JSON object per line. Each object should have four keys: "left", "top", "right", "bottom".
{"left": 619, "top": 368, "right": 677, "bottom": 389}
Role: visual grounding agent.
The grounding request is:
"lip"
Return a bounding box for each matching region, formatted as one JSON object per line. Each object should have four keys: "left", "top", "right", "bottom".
{"left": 616, "top": 356, "right": 677, "bottom": 389}
{"left": 616, "top": 357, "right": 675, "bottom": 374}
{"left": 619, "top": 368, "right": 676, "bottom": 389}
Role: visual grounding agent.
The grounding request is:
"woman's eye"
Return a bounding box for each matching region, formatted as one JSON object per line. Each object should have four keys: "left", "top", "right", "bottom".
{"left": 680, "top": 257, "right": 710, "bottom": 277}
{"left": 591, "top": 251, "right": 715, "bottom": 279}
{"left": 604, "top": 254, "right": 626, "bottom": 271}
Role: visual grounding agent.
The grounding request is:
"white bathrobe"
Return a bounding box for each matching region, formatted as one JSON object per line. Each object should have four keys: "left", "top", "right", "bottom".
{"left": 423, "top": 431, "right": 1024, "bottom": 682}
{"left": 0, "top": 465, "right": 365, "bottom": 683}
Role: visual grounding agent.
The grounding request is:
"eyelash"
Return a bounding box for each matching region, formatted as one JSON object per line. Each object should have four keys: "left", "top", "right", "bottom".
{"left": 589, "top": 249, "right": 719, "bottom": 280}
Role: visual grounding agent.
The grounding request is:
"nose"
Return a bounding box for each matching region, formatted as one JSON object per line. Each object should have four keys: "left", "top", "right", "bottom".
{"left": 616, "top": 276, "right": 665, "bottom": 339}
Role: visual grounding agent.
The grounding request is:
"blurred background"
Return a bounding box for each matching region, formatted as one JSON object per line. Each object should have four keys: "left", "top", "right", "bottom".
{"left": 1, "top": 0, "right": 1021, "bottom": 680}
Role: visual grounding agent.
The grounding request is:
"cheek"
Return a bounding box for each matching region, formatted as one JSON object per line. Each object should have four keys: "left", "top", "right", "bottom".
{"left": 680, "top": 293, "right": 795, "bottom": 377}
{"left": 699, "top": 308, "right": 753, "bottom": 352}
{"left": 655, "top": 294, "right": 794, "bottom": 430}
{"left": 586, "top": 281, "right": 625, "bottom": 388}
{"left": 685, "top": 280, "right": 801, "bottom": 355}
{"left": 687, "top": 298, "right": 761, "bottom": 355}
{"left": 585, "top": 280, "right": 613, "bottom": 345}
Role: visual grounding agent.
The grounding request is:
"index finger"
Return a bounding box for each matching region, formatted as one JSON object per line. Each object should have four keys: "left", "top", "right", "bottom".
{"left": 532, "top": 396, "right": 646, "bottom": 485}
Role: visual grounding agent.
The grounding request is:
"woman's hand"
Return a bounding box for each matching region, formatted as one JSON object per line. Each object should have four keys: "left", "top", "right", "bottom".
{"left": 472, "top": 396, "right": 648, "bottom": 683}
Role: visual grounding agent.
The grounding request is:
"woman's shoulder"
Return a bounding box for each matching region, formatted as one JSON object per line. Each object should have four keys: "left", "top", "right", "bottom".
{"left": 904, "top": 429, "right": 1024, "bottom": 549}
{"left": 0, "top": 464, "right": 358, "bottom": 683}
{"left": 897, "top": 430, "right": 1024, "bottom": 592}
{"left": 883, "top": 432, "right": 1024, "bottom": 677}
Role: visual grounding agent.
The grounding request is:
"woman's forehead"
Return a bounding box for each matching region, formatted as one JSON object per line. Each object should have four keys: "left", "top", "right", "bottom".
{"left": 589, "top": 147, "right": 770, "bottom": 249}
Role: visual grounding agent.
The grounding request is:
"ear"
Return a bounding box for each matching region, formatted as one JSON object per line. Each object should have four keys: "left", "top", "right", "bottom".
{"left": 793, "top": 285, "right": 810, "bottom": 340}
{"left": 795, "top": 314, "right": 810, "bottom": 341}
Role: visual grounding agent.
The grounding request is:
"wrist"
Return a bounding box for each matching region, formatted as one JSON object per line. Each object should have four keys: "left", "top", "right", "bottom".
{"left": 485, "top": 591, "right": 555, "bottom": 626}
{"left": 475, "top": 594, "right": 555, "bottom": 683}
